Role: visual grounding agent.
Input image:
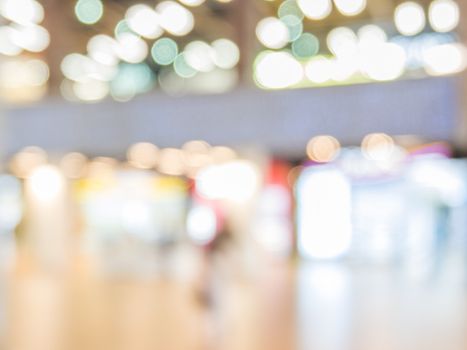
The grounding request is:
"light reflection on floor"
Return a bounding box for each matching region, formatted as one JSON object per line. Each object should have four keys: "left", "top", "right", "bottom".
{"left": 1, "top": 246, "right": 467, "bottom": 350}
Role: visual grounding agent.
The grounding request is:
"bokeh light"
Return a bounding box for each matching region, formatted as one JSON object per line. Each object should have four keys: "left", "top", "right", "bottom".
{"left": 87, "top": 35, "right": 119, "bottom": 66}
{"left": 59, "top": 152, "right": 88, "bottom": 179}
{"left": 334, "top": 0, "right": 366, "bottom": 16}
{"left": 0, "top": 26, "right": 22, "bottom": 56}
{"left": 429, "top": 0, "right": 459, "bottom": 33}
{"left": 0, "top": 0, "right": 464, "bottom": 99}
{"left": 297, "top": 0, "right": 332, "bottom": 20}
{"left": 182, "top": 140, "right": 212, "bottom": 175}
{"left": 211, "top": 39, "right": 240, "bottom": 69}
{"left": 61, "top": 54, "right": 92, "bottom": 82}
{"left": 73, "top": 79, "right": 109, "bottom": 102}
{"left": 110, "top": 63, "right": 154, "bottom": 101}
{"left": 151, "top": 38, "right": 179, "bottom": 66}
{"left": 327, "top": 27, "right": 358, "bottom": 58}
{"left": 256, "top": 17, "right": 289, "bottom": 49}
{"left": 173, "top": 53, "right": 197, "bottom": 78}
{"left": 9, "top": 146, "right": 47, "bottom": 178}
{"left": 114, "top": 20, "right": 133, "bottom": 39}
{"left": 179, "top": 0, "right": 206, "bottom": 7}
{"left": 10, "top": 24, "right": 50, "bottom": 53}
{"left": 423, "top": 43, "right": 467, "bottom": 76}
{"left": 332, "top": 56, "right": 358, "bottom": 81}
{"left": 361, "top": 133, "right": 395, "bottom": 161}
{"left": 75, "top": 0, "right": 104, "bottom": 25}
{"left": 0, "top": 58, "right": 49, "bottom": 103}
{"left": 125, "top": 4, "right": 163, "bottom": 39}
{"left": 182, "top": 140, "right": 211, "bottom": 155}
{"left": 127, "top": 142, "right": 160, "bottom": 169}
{"left": 158, "top": 148, "right": 186, "bottom": 176}
{"left": 292, "top": 33, "right": 319, "bottom": 59}
{"left": 278, "top": 0, "right": 305, "bottom": 20}
{"left": 87, "top": 157, "right": 117, "bottom": 178}
{"left": 210, "top": 146, "right": 237, "bottom": 163}
{"left": 0, "top": 0, "right": 44, "bottom": 25}
{"left": 0, "top": 59, "right": 49, "bottom": 88}
{"left": 360, "top": 43, "right": 407, "bottom": 81}
{"left": 281, "top": 14, "right": 303, "bottom": 42}
{"left": 394, "top": 2, "right": 426, "bottom": 36}
{"left": 28, "top": 165, "right": 65, "bottom": 201}
{"left": 61, "top": 53, "right": 116, "bottom": 83}
{"left": 357, "top": 25, "right": 387, "bottom": 50}
{"left": 306, "top": 135, "right": 341, "bottom": 163}
{"left": 116, "top": 33, "right": 148, "bottom": 64}
{"left": 305, "top": 56, "right": 333, "bottom": 83}
{"left": 184, "top": 41, "right": 215, "bottom": 72}
{"left": 156, "top": 1, "right": 195, "bottom": 36}
{"left": 255, "top": 51, "right": 304, "bottom": 89}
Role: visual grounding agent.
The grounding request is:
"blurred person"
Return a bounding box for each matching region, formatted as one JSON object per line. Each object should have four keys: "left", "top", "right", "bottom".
{"left": 194, "top": 223, "right": 236, "bottom": 308}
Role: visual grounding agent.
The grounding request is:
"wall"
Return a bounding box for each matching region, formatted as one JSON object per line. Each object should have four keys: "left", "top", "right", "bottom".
{"left": 3, "top": 76, "right": 458, "bottom": 158}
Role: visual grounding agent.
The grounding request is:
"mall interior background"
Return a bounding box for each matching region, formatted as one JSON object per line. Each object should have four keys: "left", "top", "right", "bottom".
{"left": 1, "top": 0, "right": 467, "bottom": 349}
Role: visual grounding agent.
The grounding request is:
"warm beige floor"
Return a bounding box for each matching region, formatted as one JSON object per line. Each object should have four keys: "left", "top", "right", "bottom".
{"left": 2, "top": 249, "right": 467, "bottom": 350}
{"left": 3, "top": 251, "right": 296, "bottom": 350}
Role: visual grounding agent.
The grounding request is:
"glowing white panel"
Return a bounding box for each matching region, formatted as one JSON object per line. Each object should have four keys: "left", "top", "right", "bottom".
{"left": 196, "top": 161, "right": 260, "bottom": 203}
{"left": 121, "top": 200, "right": 154, "bottom": 238}
{"left": 296, "top": 167, "right": 352, "bottom": 259}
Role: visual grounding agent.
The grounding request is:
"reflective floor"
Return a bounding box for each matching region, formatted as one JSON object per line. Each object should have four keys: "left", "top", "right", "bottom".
{"left": 1, "top": 243, "right": 467, "bottom": 350}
